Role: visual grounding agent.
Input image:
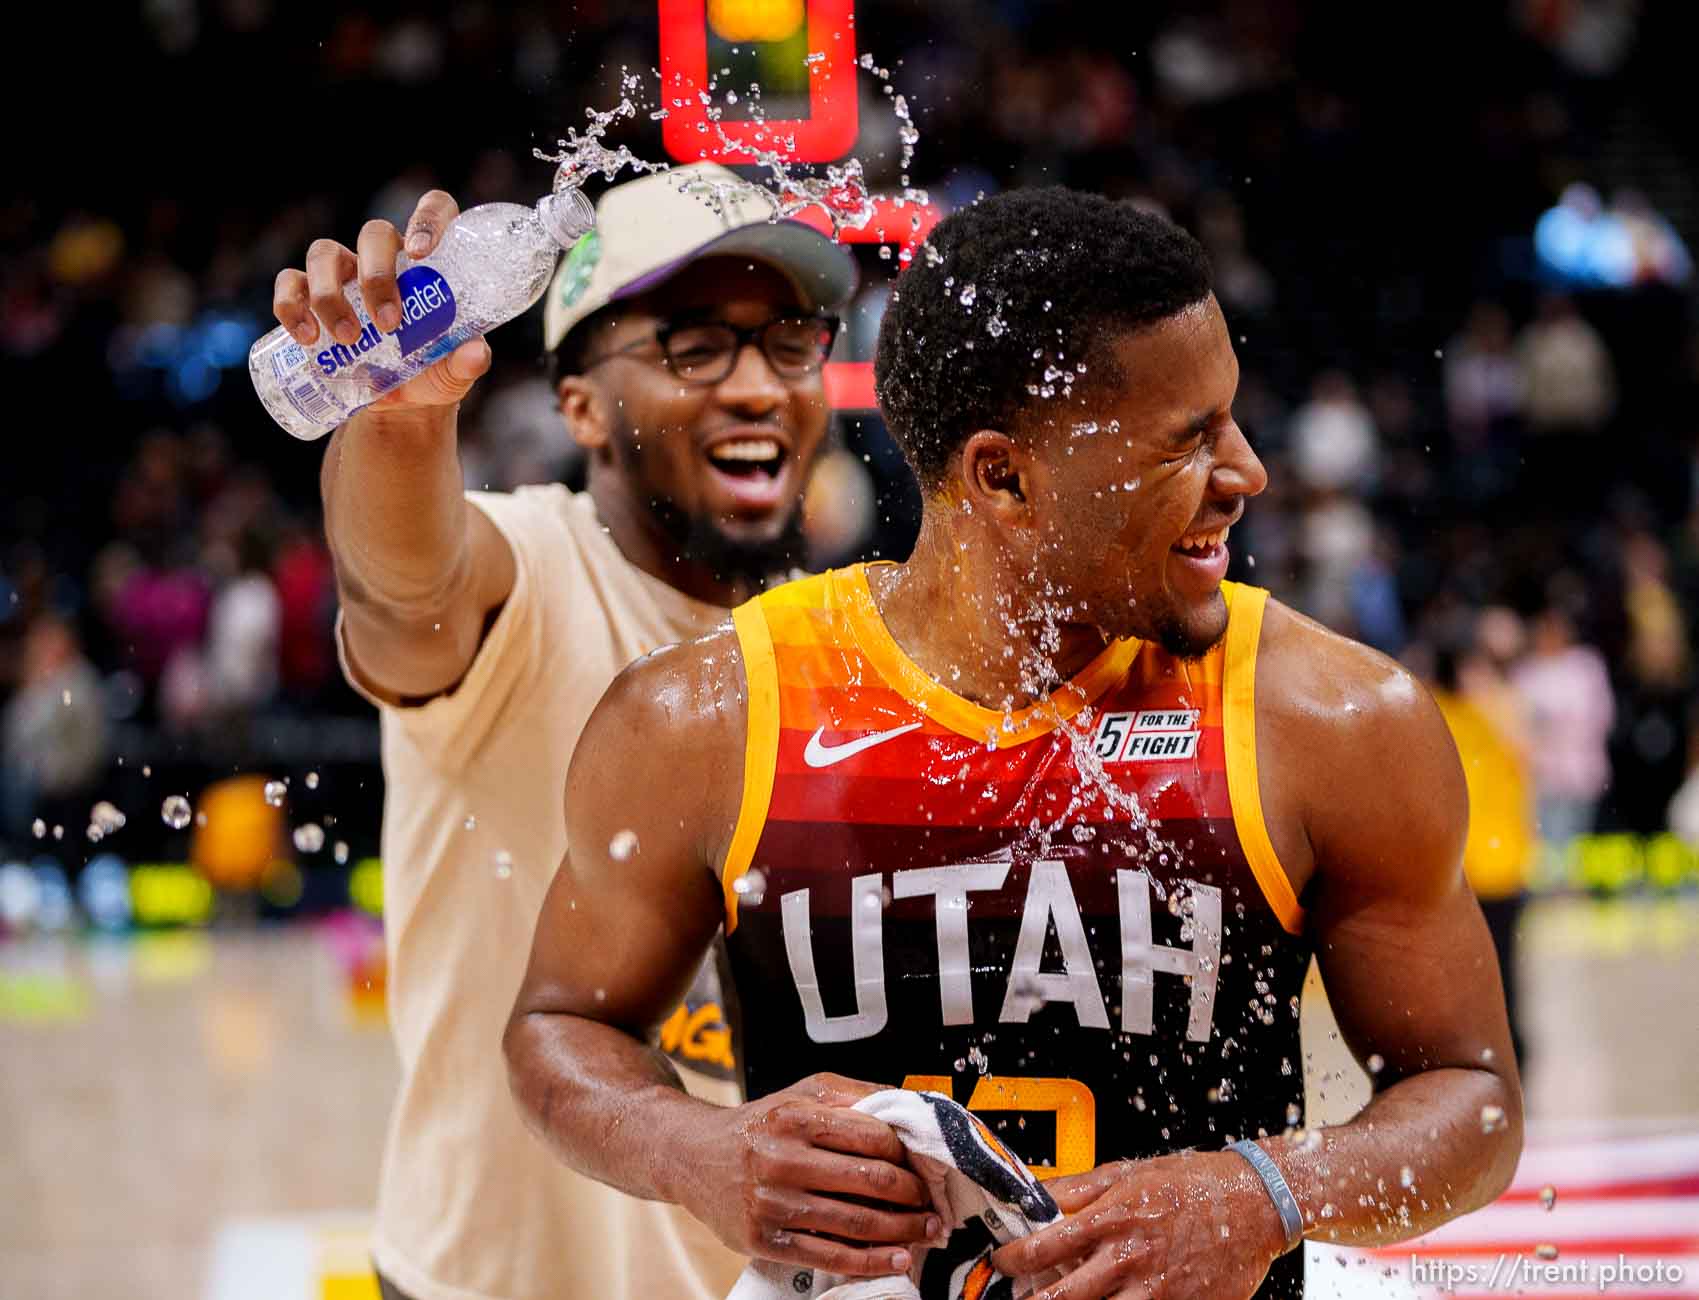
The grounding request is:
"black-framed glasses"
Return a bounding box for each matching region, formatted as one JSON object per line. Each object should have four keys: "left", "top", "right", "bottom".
{"left": 582, "top": 314, "right": 840, "bottom": 385}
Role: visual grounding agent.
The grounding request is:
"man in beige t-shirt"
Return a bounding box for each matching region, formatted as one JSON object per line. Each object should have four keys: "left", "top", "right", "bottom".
{"left": 271, "top": 164, "right": 856, "bottom": 1300}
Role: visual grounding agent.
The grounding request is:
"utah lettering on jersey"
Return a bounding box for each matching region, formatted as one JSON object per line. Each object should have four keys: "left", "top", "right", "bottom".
{"left": 780, "top": 860, "right": 1220, "bottom": 1044}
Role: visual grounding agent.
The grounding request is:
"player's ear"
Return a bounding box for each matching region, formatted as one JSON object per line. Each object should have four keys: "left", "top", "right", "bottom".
{"left": 558, "top": 375, "right": 610, "bottom": 452}
{"left": 959, "top": 430, "right": 1030, "bottom": 519}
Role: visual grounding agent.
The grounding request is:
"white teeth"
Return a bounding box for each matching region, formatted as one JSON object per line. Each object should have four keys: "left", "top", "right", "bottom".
{"left": 709, "top": 438, "right": 782, "bottom": 463}
{"left": 1177, "top": 526, "right": 1230, "bottom": 553}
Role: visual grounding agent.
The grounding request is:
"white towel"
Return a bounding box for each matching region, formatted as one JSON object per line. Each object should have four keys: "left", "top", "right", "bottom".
{"left": 727, "top": 1089, "right": 1064, "bottom": 1300}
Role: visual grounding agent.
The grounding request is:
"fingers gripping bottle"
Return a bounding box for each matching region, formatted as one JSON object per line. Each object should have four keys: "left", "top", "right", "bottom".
{"left": 249, "top": 188, "right": 596, "bottom": 440}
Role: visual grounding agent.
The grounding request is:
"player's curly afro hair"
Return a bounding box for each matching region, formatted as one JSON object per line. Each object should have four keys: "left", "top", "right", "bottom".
{"left": 874, "top": 187, "right": 1213, "bottom": 492}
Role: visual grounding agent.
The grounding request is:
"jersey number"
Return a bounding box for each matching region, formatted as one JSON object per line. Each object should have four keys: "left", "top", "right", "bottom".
{"left": 901, "top": 1073, "right": 1096, "bottom": 1179}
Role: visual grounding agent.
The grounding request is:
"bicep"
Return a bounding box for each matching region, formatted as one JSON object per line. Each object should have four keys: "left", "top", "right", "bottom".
{"left": 1304, "top": 679, "right": 1516, "bottom": 1083}
{"left": 1310, "top": 862, "right": 1513, "bottom": 1085}
{"left": 512, "top": 670, "right": 728, "bottom": 1035}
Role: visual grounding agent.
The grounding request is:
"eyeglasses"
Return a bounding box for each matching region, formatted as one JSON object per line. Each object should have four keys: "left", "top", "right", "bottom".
{"left": 580, "top": 314, "right": 840, "bottom": 386}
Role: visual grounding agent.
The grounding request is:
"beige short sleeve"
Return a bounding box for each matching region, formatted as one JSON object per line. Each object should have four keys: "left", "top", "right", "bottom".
{"left": 336, "top": 487, "right": 577, "bottom": 774}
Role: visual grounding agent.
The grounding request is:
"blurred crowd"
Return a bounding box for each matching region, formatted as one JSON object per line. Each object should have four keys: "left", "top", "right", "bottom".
{"left": 5, "top": 0, "right": 1699, "bottom": 880}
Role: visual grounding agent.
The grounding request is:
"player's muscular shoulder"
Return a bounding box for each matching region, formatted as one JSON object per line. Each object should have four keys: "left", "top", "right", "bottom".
{"left": 1251, "top": 598, "right": 1467, "bottom": 904}
{"left": 571, "top": 622, "right": 750, "bottom": 874}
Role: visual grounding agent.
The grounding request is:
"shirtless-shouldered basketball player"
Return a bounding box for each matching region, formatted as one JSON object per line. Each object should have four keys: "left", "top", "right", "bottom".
{"left": 505, "top": 188, "right": 1522, "bottom": 1300}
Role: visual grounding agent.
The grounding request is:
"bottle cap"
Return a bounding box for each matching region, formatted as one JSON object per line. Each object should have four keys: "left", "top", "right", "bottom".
{"left": 536, "top": 188, "right": 597, "bottom": 249}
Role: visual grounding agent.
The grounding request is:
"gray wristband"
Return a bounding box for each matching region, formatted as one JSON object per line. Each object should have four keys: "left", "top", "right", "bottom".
{"left": 1227, "top": 1139, "right": 1304, "bottom": 1253}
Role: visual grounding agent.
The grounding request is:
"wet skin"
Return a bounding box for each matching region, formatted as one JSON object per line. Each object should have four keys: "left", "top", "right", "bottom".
{"left": 504, "top": 296, "right": 1523, "bottom": 1297}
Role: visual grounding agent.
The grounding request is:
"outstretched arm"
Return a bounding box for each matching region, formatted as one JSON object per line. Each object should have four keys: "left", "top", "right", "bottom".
{"left": 276, "top": 189, "right": 517, "bottom": 704}
{"left": 505, "top": 633, "right": 939, "bottom": 1279}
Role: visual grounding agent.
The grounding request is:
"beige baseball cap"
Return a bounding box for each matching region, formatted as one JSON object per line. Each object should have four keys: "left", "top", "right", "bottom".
{"left": 543, "top": 162, "right": 859, "bottom": 356}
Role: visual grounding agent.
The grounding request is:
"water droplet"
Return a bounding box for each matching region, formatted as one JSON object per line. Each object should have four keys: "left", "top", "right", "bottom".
{"left": 732, "top": 868, "right": 767, "bottom": 906}
{"left": 1399, "top": 1166, "right": 1415, "bottom": 1188}
{"left": 609, "top": 829, "right": 639, "bottom": 861}
{"left": 161, "top": 796, "right": 193, "bottom": 830}
{"left": 31, "top": 818, "right": 46, "bottom": 839}
{"left": 293, "top": 823, "right": 325, "bottom": 853}
{"left": 89, "top": 801, "right": 126, "bottom": 835}
{"left": 263, "top": 780, "right": 287, "bottom": 808}
{"left": 804, "top": 51, "right": 825, "bottom": 64}
{"left": 304, "top": 771, "right": 320, "bottom": 790}
{"left": 1539, "top": 1184, "right": 1556, "bottom": 1211}
{"left": 1534, "top": 1244, "right": 1559, "bottom": 1261}
{"left": 334, "top": 840, "right": 350, "bottom": 865}
{"left": 61, "top": 689, "right": 72, "bottom": 706}
{"left": 494, "top": 850, "right": 514, "bottom": 879}
{"left": 464, "top": 814, "right": 477, "bottom": 830}
{"left": 959, "top": 283, "right": 977, "bottom": 308}
{"left": 1480, "top": 1104, "right": 1506, "bottom": 1133}
{"left": 141, "top": 765, "right": 152, "bottom": 778}
{"left": 1366, "top": 1053, "right": 1385, "bottom": 1074}
{"left": 1286, "top": 1102, "right": 1302, "bottom": 1126}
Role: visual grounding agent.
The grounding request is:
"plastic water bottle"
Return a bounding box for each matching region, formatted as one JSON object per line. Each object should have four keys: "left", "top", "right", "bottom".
{"left": 249, "top": 189, "right": 596, "bottom": 440}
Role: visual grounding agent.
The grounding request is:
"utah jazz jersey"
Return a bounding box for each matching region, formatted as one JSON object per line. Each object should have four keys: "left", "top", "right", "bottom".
{"left": 722, "top": 565, "right": 1311, "bottom": 1298}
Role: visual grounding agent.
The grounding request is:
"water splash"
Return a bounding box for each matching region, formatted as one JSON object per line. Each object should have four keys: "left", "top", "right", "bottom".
{"left": 535, "top": 96, "right": 670, "bottom": 192}
{"left": 537, "top": 52, "right": 930, "bottom": 248}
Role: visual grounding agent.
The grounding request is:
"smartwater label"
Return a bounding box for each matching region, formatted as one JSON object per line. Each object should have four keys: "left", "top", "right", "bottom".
{"left": 394, "top": 266, "right": 455, "bottom": 355}
{"left": 314, "top": 265, "right": 457, "bottom": 377}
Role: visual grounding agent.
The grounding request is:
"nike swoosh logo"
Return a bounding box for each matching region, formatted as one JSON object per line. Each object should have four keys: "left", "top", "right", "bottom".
{"left": 802, "top": 721, "right": 924, "bottom": 768}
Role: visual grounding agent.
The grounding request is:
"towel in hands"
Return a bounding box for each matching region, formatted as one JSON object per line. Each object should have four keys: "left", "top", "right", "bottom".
{"left": 727, "top": 1088, "right": 1065, "bottom": 1300}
